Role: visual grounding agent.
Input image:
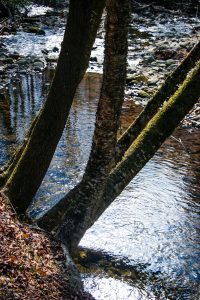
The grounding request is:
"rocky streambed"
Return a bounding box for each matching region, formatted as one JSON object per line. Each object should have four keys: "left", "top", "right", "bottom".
{"left": 0, "top": 4, "right": 200, "bottom": 127}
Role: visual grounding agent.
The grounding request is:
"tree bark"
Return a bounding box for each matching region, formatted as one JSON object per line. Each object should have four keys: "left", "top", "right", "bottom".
{"left": 0, "top": 1, "right": 11, "bottom": 17}
{"left": 3, "top": 0, "right": 106, "bottom": 213}
{"left": 38, "top": 0, "right": 130, "bottom": 253}
{"left": 94, "top": 60, "right": 200, "bottom": 220}
{"left": 115, "top": 41, "right": 200, "bottom": 163}
{"left": 38, "top": 60, "right": 200, "bottom": 251}
{"left": 0, "top": 117, "right": 38, "bottom": 188}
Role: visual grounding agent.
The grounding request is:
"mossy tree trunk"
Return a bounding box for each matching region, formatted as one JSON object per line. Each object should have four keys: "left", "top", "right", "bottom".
{"left": 115, "top": 41, "right": 200, "bottom": 163}
{"left": 94, "top": 60, "right": 200, "bottom": 221}
{"left": 38, "top": 0, "right": 130, "bottom": 252}
{"left": 0, "top": 116, "right": 38, "bottom": 188}
{"left": 38, "top": 61, "right": 200, "bottom": 254}
{"left": 2, "top": 0, "right": 106, "bottom": 213}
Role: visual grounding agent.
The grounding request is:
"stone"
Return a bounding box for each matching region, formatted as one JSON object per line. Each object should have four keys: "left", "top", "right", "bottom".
{"left": 10, "top": 52, "right": 20, "bottom": 59}
{"left": 33, "top": 61, "right": 44, "bottom": 71}
{"left": 5, "top": 64, "right": 19, "bottom": 70}
{"left": 26, "top": 26, "right": 40, "bottom": 33}
{"left": 52, "top": 47, "right": 59, "bottom": 52}
{"left": 144, "top": 55, "right": 155, "bottom": 64}
{"left": 42, "top": 49, "right": 49, "bottom": 55}
{"left": 17, "top": 59, "right": 28, "bottom": 66}
{"left": 148, "top": 77, "right": 158, "bottom": 86}
{"left": 0, "top": 52, "right": 8, "bottom": 59}
{"left": 137, "top": 90, "right": 149, "bottom": 98}
{"left": 165, "top": 59, "right": 174, "bottom": 66}
{"left": 90, "top": 57, "right": 98, "bottom": 62}
{"left": 0, "top": 66, "right": 6, "bottom": 75}
{"left": 126, "top": 74, "right": 149, "bottom": 84}
{"left": 36, "top": 29, "right": 46, "bottom": 36}
{"left": 2, "top": 58, "right": 14, "bottom": 64}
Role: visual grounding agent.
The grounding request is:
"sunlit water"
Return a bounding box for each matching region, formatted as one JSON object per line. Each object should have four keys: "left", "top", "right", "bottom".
{"left": 0, "top": 71, "right": 199, "bottom": 299}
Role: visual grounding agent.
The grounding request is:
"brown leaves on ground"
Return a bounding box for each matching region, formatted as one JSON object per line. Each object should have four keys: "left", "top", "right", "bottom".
{"left": 0, "top": 195, "right": 93, "bottom": 300}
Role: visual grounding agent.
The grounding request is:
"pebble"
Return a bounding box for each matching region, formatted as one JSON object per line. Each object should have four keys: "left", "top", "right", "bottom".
{"left": 33, "top": 61, "right": 44, "bottom": 71}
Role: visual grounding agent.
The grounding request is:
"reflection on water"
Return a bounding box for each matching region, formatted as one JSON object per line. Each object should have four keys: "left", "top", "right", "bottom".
{"left": 0, "top": 72, "right": 200, "bottom": 299}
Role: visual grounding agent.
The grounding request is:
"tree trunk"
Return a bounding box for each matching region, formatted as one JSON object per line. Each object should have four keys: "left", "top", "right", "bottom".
{"left": 38, "top": 0, "right": 130, "bottom": 253}
{"left": 0, "top": 117, "right": 38, "bottom": 188}
{"left": 0, "top": 1, "right": 11, "bottom": 17}
{"left": 115, "top": 41, "right": 200, "bottom": 163}
{"left": 38, "top": 61, "right": 200, "bottom": 252}
{"left": 94, "top": 60, "right": 200, "bottom": 220}
{"left": 3, "top": 0, "right": 106, "bottom": 214}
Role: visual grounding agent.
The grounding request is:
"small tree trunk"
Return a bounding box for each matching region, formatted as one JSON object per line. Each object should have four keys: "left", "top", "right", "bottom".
{"left": 3, "top": 0, "right": 106, "bottom": 213}
{"left": 0, "top": 1, "right": 11, "bottom": 17}
{"left": 38, "top": 0, "right": 130, "bottom": 253}
{"left": 38, "top": 61, "right": 200, "bottom": 250}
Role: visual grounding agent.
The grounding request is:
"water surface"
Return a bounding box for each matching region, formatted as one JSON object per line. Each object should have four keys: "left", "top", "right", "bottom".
{"left": 0, "top": 71, "right": 200, "bottom": 299}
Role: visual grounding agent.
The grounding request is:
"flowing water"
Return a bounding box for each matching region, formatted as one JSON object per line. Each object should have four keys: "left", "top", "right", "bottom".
{"left": 1, "top": 5, "right": 200, "bottom": 299}
{"left": 0, "top": 71, "right": 200, "bottom": 300}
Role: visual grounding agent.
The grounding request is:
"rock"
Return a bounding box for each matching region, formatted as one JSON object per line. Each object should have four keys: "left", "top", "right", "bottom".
{"left": 0, "top": 42, "right": 6, "bottom": 49}
{"left": 46, "top": 56, "right": 58, "bottom": 62}
{"left": 165, "top": 59, "right": 174, "bottom": 66}
{"left": 10, "top": 52, "right": 20, "bottom": 59}
{"left": 1, "top": 57, "right": 14, "bottom": 64}
{"left": 18, "top": 70, "right": 27, "bottom": 75}
{"left": 126, "top": 74, "right": 149, "bottom": 84}
{"left": 36, "top": 29, "right": 46, "bottom": 36}
{"left": 26, "top": 26, "right": 40, "bottom": 33}
{"left": 25, "top": 26, "right": 45, "bottom": 35}
{"left": 21, "top": 17, "right": 41, "bottom": 24}
{"left": 0, "top": 85, "right": 6, "bottom": 94}
{"left": 154, "top": 49, "right": 176, "bottom": 60}
{"left": 17, "top": 59, "right": 28, "bottom": 66}
{"left": 42, "top": 49, "right": 49, "bottom": 55}
{"left": 148, "top": 77, "right": 158, "bottom": 86}
{"left": 0, "top": 66, "right": 6, "bottom": 75}
{"left": 5, "top": 64, "right": 19, "bottom": 70}
{"left": 144, "top": 55, "right": 155, "bottom": 64}
{"left": 52, "top": 47, "right": 59, "bottom": 52}
{"left": 137, "top": 90, "right": 149, "bottom": 98}
{"left": 33, "top": 61, "right": 44, "bottom": 71}
{"left": 129, "top": 27, "right": 152, "bottom": 39}
{"left": 0, "top": 52, "right": 8, "bottom": 59}
{"left": 90, "top": 57, "right": 98, "bottom": 62}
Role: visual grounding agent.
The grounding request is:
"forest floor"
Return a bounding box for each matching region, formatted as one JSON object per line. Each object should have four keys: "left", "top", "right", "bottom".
{"left": 0, "top": 194, "right": 93, "bottom": 299}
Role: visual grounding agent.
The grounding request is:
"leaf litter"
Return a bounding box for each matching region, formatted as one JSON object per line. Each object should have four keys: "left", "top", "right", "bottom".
{"left": 0, "top": 195, "right": 94, "bottom": 299}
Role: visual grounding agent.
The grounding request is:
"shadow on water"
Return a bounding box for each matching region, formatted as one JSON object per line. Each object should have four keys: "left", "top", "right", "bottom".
{"left": 0, "top": 70, "right": 200, "bottom": 299}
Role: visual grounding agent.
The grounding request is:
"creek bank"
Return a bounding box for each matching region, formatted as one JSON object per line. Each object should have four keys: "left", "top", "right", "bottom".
{"left": 1, "top": 3, "right": 199, "bottom": 127}
{"left": 0, "top": 193, "right": 93, "bottom": 299}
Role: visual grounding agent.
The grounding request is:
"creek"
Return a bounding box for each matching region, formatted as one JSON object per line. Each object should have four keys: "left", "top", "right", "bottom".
{"left": 0, "top": 5, "right": 200, "bottom": 300}
{"left": 0, "top": 70, "right": 200, "bottom": 300}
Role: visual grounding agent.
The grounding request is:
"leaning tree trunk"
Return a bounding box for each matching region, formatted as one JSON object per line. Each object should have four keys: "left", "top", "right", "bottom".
{"left": 38, "top": 61, "right": 200, "bottom": 252}
{"left": 38, "top": 0, "right": 130, "bottom": 253}
{"left": 94, "top": 59, "right": 200, "bottom": 221}
{"left": 115, "top": 41, "right": 200, "bottom": 163}
{"left": 3, "top": 0, "right": 106, "bottom": 214}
